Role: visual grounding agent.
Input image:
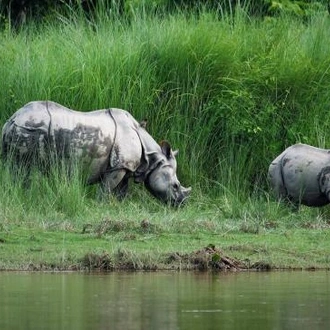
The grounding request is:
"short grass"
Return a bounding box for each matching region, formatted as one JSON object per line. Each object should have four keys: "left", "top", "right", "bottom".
{"left": 1, "top": 165, "right": 330, "bottom": 271}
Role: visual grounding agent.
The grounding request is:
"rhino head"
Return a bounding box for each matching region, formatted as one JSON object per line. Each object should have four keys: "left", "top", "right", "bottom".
{"left": 144, "top": 141, "right": 191, "bottom": 206}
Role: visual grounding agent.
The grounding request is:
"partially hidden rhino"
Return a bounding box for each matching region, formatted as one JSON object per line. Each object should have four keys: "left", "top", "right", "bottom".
{"left": 268, "top": 143, "right": 330, "bottom": 207}
{"left": 1, "top": 101, "right": 191, "bottom": 206}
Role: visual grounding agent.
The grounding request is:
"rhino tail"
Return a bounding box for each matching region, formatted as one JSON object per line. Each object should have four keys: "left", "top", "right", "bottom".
{"left": 1, "top": 132, "right": 7, "bottom": 162}
{"left": 1, "top": 120, "right": 12, "bottom": 163}
{"left": 268, "top": 154, "right": 288, "bottom": 201}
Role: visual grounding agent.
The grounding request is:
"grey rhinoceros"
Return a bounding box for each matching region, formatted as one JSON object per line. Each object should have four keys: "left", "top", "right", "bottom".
{"left": 268, "top": 143, "right": 330, "bottom": 207}
{"left": 1, "top": 101, "right": 191, "bottom": 206}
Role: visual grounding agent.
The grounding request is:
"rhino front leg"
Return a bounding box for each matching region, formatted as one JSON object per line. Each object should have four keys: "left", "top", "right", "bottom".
{"left": 112, "top": 175, "right": 129, "bottom": 200}
{"left": 100, "top": 169, "right": 128, "bottom": 200}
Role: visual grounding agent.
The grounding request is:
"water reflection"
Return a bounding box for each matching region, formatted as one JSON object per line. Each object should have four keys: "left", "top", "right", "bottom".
{"left": 0, "top": 271, "right": 329, "bottom": 330}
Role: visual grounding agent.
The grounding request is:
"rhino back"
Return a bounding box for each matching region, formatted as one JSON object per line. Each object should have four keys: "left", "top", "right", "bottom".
{"left": 48, "top": 103, "right": 114, "bottom": 159}
{"left": 2, "top": 101, "right": 116, "bottom": 180}
{"left": 2, "top": 101, "right": 149, "bottom": 182}
{"left": 47, "top": 102, "right": 119, "bottom": 182}
{"left": 47, "top": 104, "right": 145, "bottom": 177}
{"left": 7, "top": 101, "right": 51, "bottom": 129}
{"left": 281, "top": 144, "right": 330, "bottom": 204}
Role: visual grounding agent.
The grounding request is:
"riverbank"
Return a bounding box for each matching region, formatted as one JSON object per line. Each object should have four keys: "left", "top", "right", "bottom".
{"left": 1, "top": 6, "right": 330, "bottom": 272}
{"left": 1, "top": 192, "right": 330, "bottom": 271}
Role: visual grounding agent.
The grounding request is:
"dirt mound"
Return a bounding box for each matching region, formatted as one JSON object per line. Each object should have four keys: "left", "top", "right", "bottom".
{"left": 166, "top": 244, "right": 269, "bottom": 271}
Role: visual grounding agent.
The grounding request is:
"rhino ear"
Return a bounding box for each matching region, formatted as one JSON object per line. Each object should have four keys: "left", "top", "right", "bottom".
{"left": 173, "top": 150, "right": 179, "bottom": 157}
{"left": 160, "top": 140, "right": 172, "bottom": 159}
{"left": 140, "top": 119, "right": 147, "bottom": 130}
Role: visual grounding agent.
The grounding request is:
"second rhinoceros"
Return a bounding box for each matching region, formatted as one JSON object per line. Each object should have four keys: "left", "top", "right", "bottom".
{"left": 2, "top": 101, "right": 191, "bottom": 206}
{"left": 268, "top": 143, "right": 330, "bottom": 207}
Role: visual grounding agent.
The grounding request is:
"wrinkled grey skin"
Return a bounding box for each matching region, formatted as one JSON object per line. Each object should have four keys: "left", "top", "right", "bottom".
{"left": 2, "top": 101, "right": 191, "bottom": 206}
{"left": 268, "top": 143, "right": 330, "bottom": 207}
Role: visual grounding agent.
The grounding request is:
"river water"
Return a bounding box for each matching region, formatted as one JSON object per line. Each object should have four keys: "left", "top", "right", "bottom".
{"left": 0, "top": 271, "right": 329, "bottom": 330}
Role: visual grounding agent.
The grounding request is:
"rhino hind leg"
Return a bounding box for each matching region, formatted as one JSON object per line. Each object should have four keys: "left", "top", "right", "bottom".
{"left": 268, "top": 159, "right": 287, "bottom": 200}
{"left": 2, "top": 137, "right": 35, "bottom": 187}
{"left": 268, "top": 157, "right": 300, "bottom": 210}
{"left": 2, "top": 152, "right": 31, "bottom": 188}
{"left": 112, "top": 176, "right": 129, "bottom": 200}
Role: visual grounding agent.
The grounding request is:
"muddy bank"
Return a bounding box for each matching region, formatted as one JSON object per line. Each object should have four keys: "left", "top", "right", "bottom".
{"left": 17, "top": 244, "right": 272, "bottom": 272}
{"left": 24, "top": 244, "right": 270, "bottom": 272}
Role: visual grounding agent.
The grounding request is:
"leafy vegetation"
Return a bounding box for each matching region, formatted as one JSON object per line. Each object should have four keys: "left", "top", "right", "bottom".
{"left": 1, "top": 0, "right": 328, "bottom": 28}
{"left": 1, "top": 3, "right": 330, "bottom": 270}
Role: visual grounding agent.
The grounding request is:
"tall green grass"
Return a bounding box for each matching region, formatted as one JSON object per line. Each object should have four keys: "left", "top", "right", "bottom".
{"left": 1, "top": 5, "right": 330, "bottom": 217}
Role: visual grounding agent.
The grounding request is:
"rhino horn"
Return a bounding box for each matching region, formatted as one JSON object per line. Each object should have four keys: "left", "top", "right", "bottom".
{"left": 181, "top": 186, "right": 192, "bottom": 200}
{"left": 173, "top": 185, "right": 192, "bottom": 207}
{"left": 183, "top": 186, "right": 192, "bottom": 194}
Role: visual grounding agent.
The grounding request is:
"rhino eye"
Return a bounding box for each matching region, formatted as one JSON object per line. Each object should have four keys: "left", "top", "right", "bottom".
{"left": 173, "top": 183, "right": 179, "bottom": 191}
